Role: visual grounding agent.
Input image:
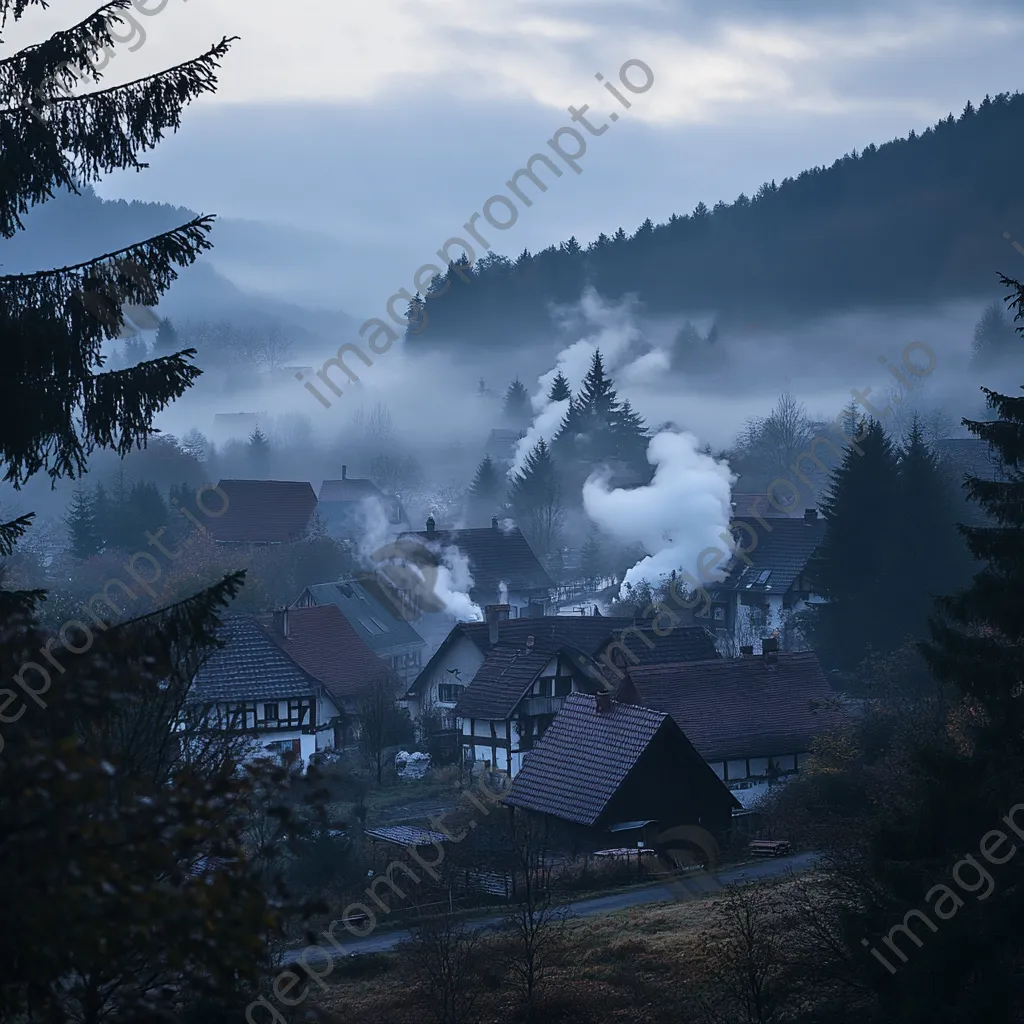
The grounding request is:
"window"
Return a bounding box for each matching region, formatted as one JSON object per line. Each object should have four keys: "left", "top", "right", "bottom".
{"left": 756, "top": 569, "right": 772, "bottom": 585}
{"left": 726, "top": 759, "right": 748, "bottom": 780}
{"left": 358, "top": 616, "right": 385, "bottom": 636}
{"left": 554, "top": 677, "right": 572, "bottom": 697}
{"left": 536, "top": 678, "right": 554, "bottom": 697}
{"left": 264, "top": 702, "right": 279, "bottom": 721}
{"left": 713, "top": 606, "right": 725, "bottom": 621}
{"left": 438, "top": 683, "right": 464, "bottom": 703}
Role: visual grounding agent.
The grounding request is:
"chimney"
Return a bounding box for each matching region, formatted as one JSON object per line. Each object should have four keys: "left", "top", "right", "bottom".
{"left": 425, "top": 515, "right": 436, "bottom": 537}
{"left": 526, "top": 635, "right": 535, "bottom": 650}
{"left": 342, "top": 465, "right": 347, "bottom": 480}
{"left": 761, "top": 635, "right": 779, "bottom": 664}
{"left": 485, "top": 603, "right": 510, "bottom": 645}
{"left": 595, "top": 691, "right": 612, "bottom": 713}
{"left": 492, "top": 516, "right": 499, "bottom": 529}
{"left": 804, "top": 507, "right": 817, "bottom": 525}
{"left": 740, "top": 644, "right": 754, "bottom": 658}
{"left": 273, "top": 607, "right": 290, "bottom": 638}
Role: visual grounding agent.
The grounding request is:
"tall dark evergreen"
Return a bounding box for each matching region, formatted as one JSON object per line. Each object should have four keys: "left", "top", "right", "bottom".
{"left": 247, "top": 426, "right": 271, "bottom": 475}
{"left": 64, "top": 483, "right": 100, "bottom": 560}
{"left": 0, "top": 7, "right": 235, "bottom": 487}
{"left": 552, "top": 351, "right": 648, "bottom": 472}
{"left": 547, "top": 371, "right": 571, "bottom": 402}
{"left": 925, "top": 279, "right": 1024, "bottom": 731}
{"left": 970, "top": 300, "right": 1020, "bottom": 368}
{"left": 503, "top": 378, "right": 531, "bottom": 427}
{"left": 892, "top": 417, "right": 974, "bottom": 645}
{"left": 508, "top": 439, "right": 563, "bottom": 558}
{"left": 153, "top": 315, "right": 179, "bottom": 355}
{"left": 807, "top": 419, "right": 902, "bottom": 669}
{"left": 467, "top": 455, "right": 504, "bottom": 525}
{"left": 0, "top": 13, "right": 306, "bottom": 1024}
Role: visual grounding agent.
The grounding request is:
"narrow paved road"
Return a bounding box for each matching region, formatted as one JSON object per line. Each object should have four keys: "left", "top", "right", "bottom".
{"left": 280, "top": 851, "right": 818, "bottom": 964}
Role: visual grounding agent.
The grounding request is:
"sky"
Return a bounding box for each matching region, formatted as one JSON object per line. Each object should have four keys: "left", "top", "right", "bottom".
{"left": 7, "top": 0, "right": 1024, "bottom": 314}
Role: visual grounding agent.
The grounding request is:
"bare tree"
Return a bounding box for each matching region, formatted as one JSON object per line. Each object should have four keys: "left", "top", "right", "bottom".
{"left": 255, "top": 324, "right": 293, "bottom": 371}
{"left": 502, "top": 811, "right": 572, "bottom": 1016}
{"left": 358, "top": 670, "right": 415, "bottom": 783}
{"left": 400, "top": 909, "right": 483, "bottom": 1024}
{"left": 369, "top": 450, "right": 423, "bottom": 496}
{"left": 700, "top": 883, "right": 794, "bottom": 1024}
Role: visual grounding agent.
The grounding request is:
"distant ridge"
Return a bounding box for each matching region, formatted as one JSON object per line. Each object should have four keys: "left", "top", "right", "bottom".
{"left": 409, "top": 91, "right": 1024, "bottom": 345}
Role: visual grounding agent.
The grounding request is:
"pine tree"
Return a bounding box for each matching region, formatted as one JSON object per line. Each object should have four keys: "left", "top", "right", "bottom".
{"left": 247, "top": 426, "right": 271, "bottom": 475}
{"left": 892, "top": 416, "right": 974, "bottom": 648}
{"left": 64, "top": 483, "right": 100, "bottom": 559}
{"left": 807, "top": 419, "right": 903, "bottom": 669}
{"left": 153, "top": 316, "right": 179, "bottom": 355}
{"left": 613, "top": 398, "right": 650, "bottom": 470}
{"left": 508, "top": 439, "right": 563, "bottom": 557}
{"left": 503, "top": 378, "right": 531, "bottom": 426}
{"left": 181, "top": 427, "right": 209, "bottom": 463}
{"left": 547, "top": 371, "right": 571, "bottom": 403}
{"left": 0, "top": 15, "right": 307, "bottom": 1022}
{"left": 0, "top": 13, "right": 235, "bottom": 488}
{"left": 467, "top": 455, "right": 504, "bottom": 524}
{"left": 970, "top": 300, "right": 1019, "bottom": 368}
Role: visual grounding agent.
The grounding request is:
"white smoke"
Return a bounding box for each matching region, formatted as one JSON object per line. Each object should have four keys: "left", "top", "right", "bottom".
{"left": 582, "top": 430, "right": 736, "bottom": 598}
{"left": 510, "top": 288, "right": 669, "bottom": 476}
{"left": 429, "top": 543, "right": 484, "bottom": 622}
{"left": 356, "top": 495, "right": 393, "bottom": 563}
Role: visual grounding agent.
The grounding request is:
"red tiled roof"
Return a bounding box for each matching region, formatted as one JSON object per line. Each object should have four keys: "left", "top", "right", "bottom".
{"left": 624, "top": 652, "right": 844, "bottom": 762}
{"left": 206, "top": 480, "right": 317, "bottom": 544}
{"left": 259, "top": 605, "right": 392, "bottom": 705}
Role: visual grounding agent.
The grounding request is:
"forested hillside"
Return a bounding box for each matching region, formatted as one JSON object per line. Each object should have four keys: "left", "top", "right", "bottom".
{"left": 411, "top": 92, "right": 1024, "bottom": 344}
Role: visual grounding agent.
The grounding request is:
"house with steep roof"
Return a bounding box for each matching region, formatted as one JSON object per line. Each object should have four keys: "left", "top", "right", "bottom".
{"left": 402, "top": 516, "right": 555, "bottom": 614}
{"left": 700, "top": 508, "right": 827, "bottom": 655}
{"left": 406, "top": 608, "right": 720, "bottom": 773}
{"left": 205, "top": 479, "right": 318, "bottom": 545}
{"left": 504, "top": 692, "right": 739, "bottom": 852}
{"left": 190, "top": 605, "right": 393, "bottom": 762}
{"left": 292, "top": 575, "right": 426, "bottom": 684}
{"left": 618, "top": 649, "right": 844, "bottom": 791}
{"left": 317, "top": 466, "right": 408, "bottom": 540}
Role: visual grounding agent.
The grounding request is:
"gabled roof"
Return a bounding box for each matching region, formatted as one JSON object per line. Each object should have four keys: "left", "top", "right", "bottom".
{"left": 259, "top": 605, "right": 392, "bottom": 705}
{"left": 192, "top": 616, "right": 318, "bottom": 703}
{"left": 622, "top": 652, "right": 843, "bottom": 761}
{"left": 206, "top": 480, "right": 317, "bottom": 544}
{"left": 716, "top": 515, "right": 826, "bottom": 594}
{"left": 505, "top": 693, "right": 740, "bottom": 826}
{"left": 319, "top": 477, "right": 385, "bottom": 503}
{"left": 933, "top": 437, "right": 1007, "bottom": 483}
{"left": 454, "top": 637, "right": 602, "bottom": 720}
{"left": 435, "top": 617, "right": 720, "bottom": 719}
{"left": 298, "top": 578, "right": 425, "bottom": 656}
{"left": 404, "top": 523, "right": 554, "bottom": 598}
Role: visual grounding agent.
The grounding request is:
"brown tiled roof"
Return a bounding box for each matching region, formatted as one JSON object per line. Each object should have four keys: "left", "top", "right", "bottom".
{"left": 623, "top": 652, "right": 844, "bottom": 761}
{"left": 505, "top": 693, "right": 739, "bottom": 826}
{"left": 206, "top": 480, "right": 317, "bottom": 544}
{"left": 444, "top": 618, "right": 720, "bottom": 719}
{"left": 405, "top": 523, "right": 554, "bottom": 600}
{"left": 454, "top": 637, "right": 597, "bottom": 720}
{"left": 259, "top": 605, "right": 392, "bottom": 705}
{"left": 717, "top": 515, "right": 826, "bottom": 594}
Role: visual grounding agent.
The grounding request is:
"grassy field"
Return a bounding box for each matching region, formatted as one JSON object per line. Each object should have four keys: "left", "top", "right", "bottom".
{"left": 306, "top": 873, "right": 822, "bottom": 1024}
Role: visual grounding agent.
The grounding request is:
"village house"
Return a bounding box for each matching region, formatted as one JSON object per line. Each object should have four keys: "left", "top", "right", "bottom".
{"left": 317, "top": 466, "right": 408, "bottom": 540}
{"left": 617, "top": 647, "right": 844, "bottom": 798}
{"left": 406, "top": 609, "right": 721, "bottom": 774}
{"left": 205, "top": 479, "right": 318, "bottom": 545}
{"left": 699, "top": 508, "right": 827, "bottom": 655}
{"left": 189, "top": 605, "right": 393, "bottom": 763}
{"left": 402, "top": 516, "right": 555, "bottom": 615}
{"left": 292, "top": 575, "right": 426, "bottom": 685}
{"left": 504, "top": 692, "right": 740, "bottom": 856}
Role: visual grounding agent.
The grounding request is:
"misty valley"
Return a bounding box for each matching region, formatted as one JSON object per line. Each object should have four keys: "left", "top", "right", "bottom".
{"left": 2, "top": 5, "right": 1024, "bottom": 1024}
